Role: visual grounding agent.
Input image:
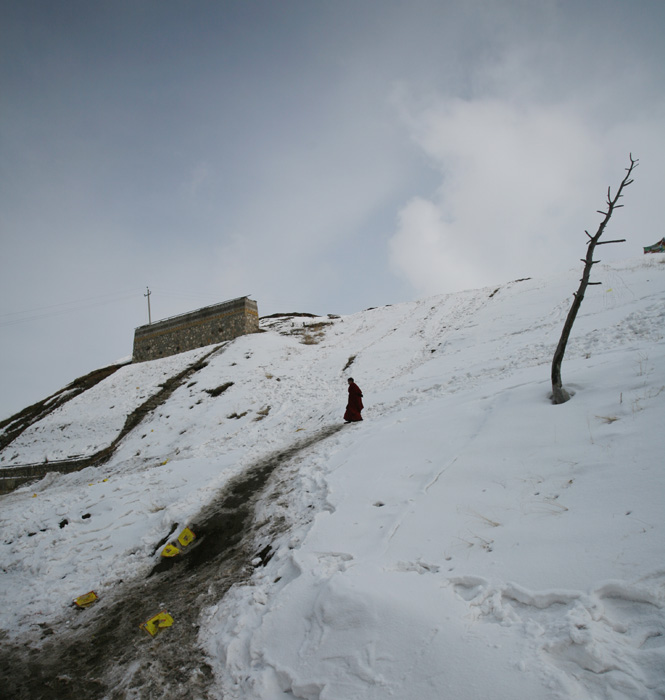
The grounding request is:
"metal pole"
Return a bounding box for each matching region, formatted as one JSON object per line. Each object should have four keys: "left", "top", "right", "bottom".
{"left": 144, "top": 287, "right": 152, "bottom": 325}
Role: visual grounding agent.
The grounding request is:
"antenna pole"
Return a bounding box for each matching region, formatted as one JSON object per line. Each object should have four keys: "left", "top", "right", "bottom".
{"left": 144, "top": 287, "right": 152, "bottom": 325}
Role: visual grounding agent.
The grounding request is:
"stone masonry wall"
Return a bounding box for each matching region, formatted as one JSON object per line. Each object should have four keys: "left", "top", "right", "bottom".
{"left": 133, "top": 296, "right": 259, "bottom": 362}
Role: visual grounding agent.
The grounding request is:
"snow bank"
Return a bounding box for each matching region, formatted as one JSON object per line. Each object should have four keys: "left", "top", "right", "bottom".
{"left": 0, "top": 257, "right": 663, "bottom": 699}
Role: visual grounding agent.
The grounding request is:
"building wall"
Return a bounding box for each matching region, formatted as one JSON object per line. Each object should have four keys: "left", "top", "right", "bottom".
{"left": 132, "top": 296, "right": 259, "bottom": 362}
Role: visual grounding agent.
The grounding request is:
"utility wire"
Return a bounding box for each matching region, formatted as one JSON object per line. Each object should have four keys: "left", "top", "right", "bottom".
{"left": 0, "top": 288, "right": 145, "bottom": 319}
{"left": 0, "top": 288, "right": 231, "bottom": 328}
{"left": 151, "top": 288, "right": 222, "bottom": 302}
{"left": 0, "top": 290, "right": 144, "bottom": 328}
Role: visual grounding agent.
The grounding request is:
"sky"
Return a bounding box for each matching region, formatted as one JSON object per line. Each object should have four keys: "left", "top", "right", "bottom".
{"left": 1, "top": 0, "right": 664, "bottom": 419}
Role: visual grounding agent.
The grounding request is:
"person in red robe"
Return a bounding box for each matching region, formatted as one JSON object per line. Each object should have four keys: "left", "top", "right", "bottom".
{"left": 344, "top": 378, "right": 364, "bottom": 422}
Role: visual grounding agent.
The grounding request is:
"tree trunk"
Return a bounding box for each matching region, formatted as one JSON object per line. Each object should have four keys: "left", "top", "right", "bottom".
{"left": 551, "top": 155, "right": 637, "bottom": 404}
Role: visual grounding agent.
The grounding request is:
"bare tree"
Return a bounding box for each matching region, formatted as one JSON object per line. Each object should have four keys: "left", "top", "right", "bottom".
{"left": 551, "top": 154, "right": 638, "bottom": 404}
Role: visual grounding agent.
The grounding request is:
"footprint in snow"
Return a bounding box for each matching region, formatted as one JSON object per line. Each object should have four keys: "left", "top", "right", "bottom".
{"left": 450, "top": 574, "right": 665, "bottom": 698}
{"left": 390, "top": 560, "right": 441, "bottom": 575}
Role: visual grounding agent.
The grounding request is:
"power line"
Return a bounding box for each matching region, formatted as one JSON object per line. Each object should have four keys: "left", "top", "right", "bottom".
{"left": 151, "top": 288, "right": 222, "bottom": 302}
{"left": 0, "top": 287, "right": 240, "bottom": 329}
{"left": 0, "top": 288, "right": 145, "bottom": 319}
{"left": 0, "top": 290, "right": 144, "bottom": 328}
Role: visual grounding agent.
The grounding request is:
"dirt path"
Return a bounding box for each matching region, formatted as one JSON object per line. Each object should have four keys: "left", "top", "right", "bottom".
{"left": 0, "top": 424, "right": 344, "bottom": 699}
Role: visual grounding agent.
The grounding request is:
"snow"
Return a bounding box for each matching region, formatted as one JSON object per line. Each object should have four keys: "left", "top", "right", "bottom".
{"left": 1, "top": 256, "right": 664, "bottom": 699}
{"left": 0, "top": 346, "right": 213, "bottom": 464}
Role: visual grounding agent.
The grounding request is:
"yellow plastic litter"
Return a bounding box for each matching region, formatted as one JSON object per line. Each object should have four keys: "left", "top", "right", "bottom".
{"left": 140, "top": 610, "right": 173, "bottom": 637}
{"left": 161, "top": 543, "right": 180, "bottom": 557}
{"left": 177, "top": 527, "right": 196, "bottom": 547}
{"left": 74, "top": 591, "right": 98, "bottom": 608}
{"left": 160, "top": 459, "right": 169, "bottom": 466}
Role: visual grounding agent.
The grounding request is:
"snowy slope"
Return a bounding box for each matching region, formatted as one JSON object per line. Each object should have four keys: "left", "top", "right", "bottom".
{"left": 0, "top": 346, "right": 213, "bottom": 464}
{"left": 0, "top": 256, "right": 664, "bottom": 699}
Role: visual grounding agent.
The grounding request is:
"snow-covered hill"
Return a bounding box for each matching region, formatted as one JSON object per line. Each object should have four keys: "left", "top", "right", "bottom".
{"left": 1, "top": 256, "right": 664, "bottom": 699}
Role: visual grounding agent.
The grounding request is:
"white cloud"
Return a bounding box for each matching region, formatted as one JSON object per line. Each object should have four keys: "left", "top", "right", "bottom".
{"left": 389, "top": 196, "right": 485, "bottom": 295}
{"left": 387, "top": 1, "right": 665, "bottom": 298}
{"left": 388, "top": 86, "right": 659, "bottom": 296}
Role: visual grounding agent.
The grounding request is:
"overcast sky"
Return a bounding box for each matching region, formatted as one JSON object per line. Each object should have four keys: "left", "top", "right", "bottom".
{"left": 1, "top": 0, "right": 664, "bottom": 420}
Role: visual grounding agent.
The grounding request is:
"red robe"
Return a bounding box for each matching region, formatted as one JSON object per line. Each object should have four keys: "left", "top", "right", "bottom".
{"left": 344, "top": 382, "right": 364, "bottom": 422}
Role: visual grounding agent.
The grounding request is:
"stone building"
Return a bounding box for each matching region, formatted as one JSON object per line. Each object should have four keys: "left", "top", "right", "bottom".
{"left": 132, "top": 296, "right": 259, "bottom": 362}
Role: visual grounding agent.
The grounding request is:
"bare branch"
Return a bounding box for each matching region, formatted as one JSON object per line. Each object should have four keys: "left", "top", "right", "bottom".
{"left": 551, "top": 155, "right": 637, "bottom": 404}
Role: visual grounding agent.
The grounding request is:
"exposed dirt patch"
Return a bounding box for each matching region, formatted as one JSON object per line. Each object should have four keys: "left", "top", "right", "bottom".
{"left": 260, "top": 312, "right": 319, "bottom": 320}
{"left": 0, "top": 423, "right": 344, "bottom": 699}
{"left": 204, "top": 382, "right": 234, "bottom": 398}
